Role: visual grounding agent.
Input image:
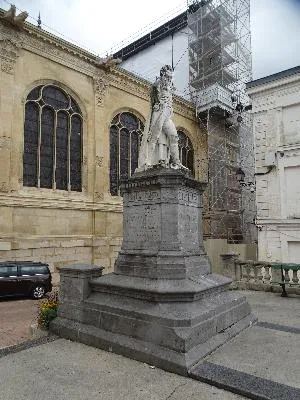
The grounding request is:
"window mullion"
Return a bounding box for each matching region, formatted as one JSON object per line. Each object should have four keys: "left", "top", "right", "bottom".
{"left": 53, "top": 111, "right": 57, "bottom": 190}
{"left": 37, "top": 104, "right": 42, "bottom": 188}
{"left": 118, "top": 127, "right": 121, "bottom": 196}
{"left": 129, "top": 131, "right": 132, "bottom": 178}
{"left": 68, "top": 116, "right": 71, "bottom": 191}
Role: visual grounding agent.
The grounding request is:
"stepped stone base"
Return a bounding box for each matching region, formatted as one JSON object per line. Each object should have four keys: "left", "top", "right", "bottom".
{"left": 50, "top": 168, "right": 256, "bottom": 374}
{"left": 51, "top": 289, "right": 255, "bottom": 374}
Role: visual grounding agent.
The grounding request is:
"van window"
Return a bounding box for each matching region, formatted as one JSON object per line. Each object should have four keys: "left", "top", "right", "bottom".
{"left": 35, "top": 266, "right": 49, "bottom": 274}
{"left": 0, "top": 266, "right": 18, "bottom": 277}
{"left": 20, "top": 265, "right": 48, "bottom": 275}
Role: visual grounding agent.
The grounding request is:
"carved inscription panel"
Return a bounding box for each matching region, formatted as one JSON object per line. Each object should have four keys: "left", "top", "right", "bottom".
{"left": 125, "top": 189, "right": 160, "bottom": 204}
{"left": 145, "top": 205, "right": 160, "bottom": 241}
{"left": 178, "top": 188, "right": 199, "bottom": 206}
{"left": 124, "top": 203, "right": 161, "bottom": 247}
{"left": 178, "top": 205, "right": 199, "bottom": 250}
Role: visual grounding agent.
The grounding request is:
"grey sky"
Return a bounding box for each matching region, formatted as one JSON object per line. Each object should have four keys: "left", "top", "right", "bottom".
{"left": 1, "top": 0, "right": 300, "bottom": 79}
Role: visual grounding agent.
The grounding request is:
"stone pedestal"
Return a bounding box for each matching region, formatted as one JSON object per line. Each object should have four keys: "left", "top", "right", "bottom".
{"left": 51, "top": 168, "right": 256, "bottom": 375}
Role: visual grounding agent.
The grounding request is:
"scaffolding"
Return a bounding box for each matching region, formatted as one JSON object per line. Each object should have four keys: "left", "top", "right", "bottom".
{"left": 187, "top": 0, "right": 254, "bottom": 243}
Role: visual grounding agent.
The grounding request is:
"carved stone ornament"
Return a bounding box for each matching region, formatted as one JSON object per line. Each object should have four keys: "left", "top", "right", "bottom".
{"left": 0, "top": 38, "right": 19, "bottom": 75}
{"left": 22, "top": 32, "right": 95, "bottom": 74}
{"left": 0, "top": 182, "right": 9, "bottom": 192}
{"left": 109, "top": 68, "right": 149, "bottom": 101}
{"left": 0, "top": 136, "right": 11, "bottom": 149}
{"left": 82, "top": 156, "right": 88, "bottom": 166}
{"left": 95, "top": 192, "right": 104, "bottom": 201}
{"left": 173, "top": 98, "right": 196, "bottom": 121}
{"left": 95, "top": 156, "right": 104, "bottom": 167}
{"left": 93, "top": 71, "right": 109, "bottom": 106}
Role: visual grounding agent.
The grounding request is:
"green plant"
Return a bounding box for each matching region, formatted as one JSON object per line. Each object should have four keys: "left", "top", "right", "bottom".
{"left": 37, "top": 289, "right": 59, "bottom": 329}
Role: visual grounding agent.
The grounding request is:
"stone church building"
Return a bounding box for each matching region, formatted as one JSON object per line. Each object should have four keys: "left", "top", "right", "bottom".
{"left": 0, "top": 11, "right": 206, "bottom": 282}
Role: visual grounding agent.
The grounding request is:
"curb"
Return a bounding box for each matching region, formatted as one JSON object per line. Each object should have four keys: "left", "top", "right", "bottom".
{"left": 0, "top": 335, "right": 58, "bottom": 359}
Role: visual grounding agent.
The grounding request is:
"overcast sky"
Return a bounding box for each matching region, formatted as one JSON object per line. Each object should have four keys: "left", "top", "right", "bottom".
{"left": 1, "top": 0, "right": 300, "bottom": 79}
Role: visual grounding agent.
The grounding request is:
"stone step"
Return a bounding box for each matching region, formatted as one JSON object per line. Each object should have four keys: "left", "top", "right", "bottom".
{"left": 57, "top": 289, "right": 253, "bottom": 354}
{"left": 90, "top": 272, "right": 232, "bottom": 302}
{"left": 51, "top": 312, "right": 256, "bottom": 376}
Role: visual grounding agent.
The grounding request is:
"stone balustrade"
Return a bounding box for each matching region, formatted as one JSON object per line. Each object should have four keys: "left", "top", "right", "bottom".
{"left": 220, "top": 254, "right": 300, "bottom": 295}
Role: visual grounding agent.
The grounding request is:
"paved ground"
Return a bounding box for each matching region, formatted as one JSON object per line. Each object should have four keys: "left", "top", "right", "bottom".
{"left": 0, "top": 290, "right": 299, "bottom": 400}
{"left": 240, "top": 289, "right": 300, "bottom": 327}
{"left": 0, "top": 297, "right": 40, "bottom": 348}
{"left": 0, "top": 339, "right": 246, "bottom": 400}
{"left": 196, "top": 290, "right": 300, "bottom": 399}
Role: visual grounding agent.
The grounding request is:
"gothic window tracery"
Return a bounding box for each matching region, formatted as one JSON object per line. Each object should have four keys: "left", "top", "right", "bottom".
{"left": 23, "top": 85, "right": 82, "bottom": 191}
{"left": 110, "top": 112, "right": 144, "bottom": 196}
{"left": 177, "top": 130, "right": 194, "bottom": 175}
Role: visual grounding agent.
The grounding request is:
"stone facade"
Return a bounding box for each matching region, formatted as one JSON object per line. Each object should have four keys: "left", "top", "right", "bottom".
{"left": 0, "top": 15, "right": 204, "bottom": 283}
{"left": 247, "top": 67, "right": 300, "bottom": 263}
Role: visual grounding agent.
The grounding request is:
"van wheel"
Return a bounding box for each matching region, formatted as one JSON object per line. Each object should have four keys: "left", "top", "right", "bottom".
{"left": 32, "top": 285, "right": 45, "bottom": 299}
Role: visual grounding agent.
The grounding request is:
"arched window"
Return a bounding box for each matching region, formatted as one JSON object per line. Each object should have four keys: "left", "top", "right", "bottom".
{"left": 23, "top": 85, "right": 82, "bottom": 191}
{"left": 177, "top": 130, "right": 194, "bottom": 175}
{"left": 110, "top": 112, "right": 144, "bottom": 196}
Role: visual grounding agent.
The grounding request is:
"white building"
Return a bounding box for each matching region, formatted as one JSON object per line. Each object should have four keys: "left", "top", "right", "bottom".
{"left": 115, "top": 12, "right": 190, "bottom": 99}
{"left": 247, "top": 66, "right": 300, "bottom": 263}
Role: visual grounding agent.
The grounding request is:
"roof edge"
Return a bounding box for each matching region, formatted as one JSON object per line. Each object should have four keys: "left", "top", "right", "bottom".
{"left": 246, "top": 66, "right": 300, "bottom": 89}
{"left": 113, "top": 11, "right": 188, "bottom": 61}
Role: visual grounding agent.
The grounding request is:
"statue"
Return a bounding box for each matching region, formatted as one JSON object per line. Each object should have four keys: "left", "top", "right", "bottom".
{"left": 136, "top": 65, "right": 187, "bottom": 171}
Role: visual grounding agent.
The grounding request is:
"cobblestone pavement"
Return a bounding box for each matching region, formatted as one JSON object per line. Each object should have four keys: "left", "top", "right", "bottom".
{"left": 0, "top": 297, "right": 41, "bottom": 348}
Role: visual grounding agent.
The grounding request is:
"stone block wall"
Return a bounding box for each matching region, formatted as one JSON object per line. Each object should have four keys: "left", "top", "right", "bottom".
{"left": 0, "top": 234, "right": 122, "bottom": 284}
{"left": 0, "top": 15, "right": 205, "bottom": 284}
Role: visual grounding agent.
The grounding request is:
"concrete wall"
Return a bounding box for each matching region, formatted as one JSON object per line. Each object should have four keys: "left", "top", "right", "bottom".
{"left": 248, "top": 70, "right": 300, "bottom": 263}
{"left": 204, "top": 239, "right": 257, "bottom": 274}
{"left": 0, "top": 20, "right": 204, "bottom": 283}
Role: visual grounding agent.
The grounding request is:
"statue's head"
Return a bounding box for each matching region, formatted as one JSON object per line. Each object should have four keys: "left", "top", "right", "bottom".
{"left": 160, "top": 65, "right": 173, "bottom": 79}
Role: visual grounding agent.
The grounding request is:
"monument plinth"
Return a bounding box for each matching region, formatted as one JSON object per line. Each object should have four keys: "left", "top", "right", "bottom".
{"left": 116, "top": 167, "right": 210, "bottom": 279}
{"left": 51, "top": 167, "right": 256, "bottom": 375}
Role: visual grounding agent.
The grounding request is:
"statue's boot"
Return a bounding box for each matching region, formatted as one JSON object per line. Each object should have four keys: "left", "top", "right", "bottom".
{"left": 169, "top": 143, "right": 188, "bottom": 170}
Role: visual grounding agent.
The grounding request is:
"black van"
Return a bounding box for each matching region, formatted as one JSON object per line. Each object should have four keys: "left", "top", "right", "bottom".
{"left": 0, "top": 261, "right": 52, "bottom": 299}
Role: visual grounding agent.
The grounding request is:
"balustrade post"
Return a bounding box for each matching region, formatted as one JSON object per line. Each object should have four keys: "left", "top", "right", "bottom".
{"left": 220, "top": 253, "right": 240, "bottom": 280}
{"left": 257, "top": 265, "right": 263, "bottom": 282}
{"left": 292, "top": 270, "right": 299, "bottom": 284}
{"left": 245, "top": 263, "right": 251, "bottom": 282}
{"left": 264, "top": 265, "right": 271, "bottom": 283}
{"left": 284, "top": 269, "right": 290, "bottom": 284}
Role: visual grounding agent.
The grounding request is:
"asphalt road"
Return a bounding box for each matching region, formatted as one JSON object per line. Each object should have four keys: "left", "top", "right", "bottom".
{"left": 0, "top": 297, "right": 41, "bottom": 348}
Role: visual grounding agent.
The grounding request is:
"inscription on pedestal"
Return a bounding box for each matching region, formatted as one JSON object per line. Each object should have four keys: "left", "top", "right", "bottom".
{"left": 179, "top": 207, "right": 199, "bottom": 249}
{"left": 124, "top": 204, "right": 161, "bottom": 244}
{"left": 145, "top": 205, "right": 160, "bottom": 241}
{"left": 126, "top": 189, "right": 160, "bottom": 204}
{"left": 178, "top": 188, "right": 199, "bottom": 206}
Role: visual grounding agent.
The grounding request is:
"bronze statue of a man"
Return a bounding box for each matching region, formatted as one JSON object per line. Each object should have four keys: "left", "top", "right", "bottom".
{"left": 137, "top": 65, "right": 185, "bottom": 171}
